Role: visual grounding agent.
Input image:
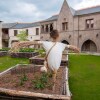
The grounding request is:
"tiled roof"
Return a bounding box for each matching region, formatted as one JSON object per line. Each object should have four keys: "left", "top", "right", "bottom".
{"left": 10, "top": 22, "right": 40, "bottom": 29}
{"left": 2, "top": 22, "right": 40, "bottom": 29}
{"left": 2, "top": 23, "right": 17, "bottom": 28}
{"left": 75, "top": 5, "right": 100, "bottom": 16}
{"left": 41, "top": 15, "right": 58, "bottom": 22}
{"left": 41, "top": 5, "right": 100, "bottom": 23}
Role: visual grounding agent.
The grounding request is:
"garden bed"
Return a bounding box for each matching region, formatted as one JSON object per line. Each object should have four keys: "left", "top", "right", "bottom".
{"left": 0, "top": 64, "right": 71, "bottom": 100}
{"left": 29, "top": 54, "right": 69, "bottom": 66}
{"left": 10, "top": 52, "right": 39, "bottom": 58}
{"left": 0, "top": 51, "right": 8, "bottom": 57}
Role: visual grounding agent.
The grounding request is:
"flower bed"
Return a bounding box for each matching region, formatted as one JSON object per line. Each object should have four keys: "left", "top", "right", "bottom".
{"left": 0, "top": 64, "right": 71, "bottom": 100}
{"left": 10, "top": 48, "right": 41, "bottom": 58}
{"left": 29, "top": 54, "right": 69, "bottom": 66}
{"left": 10, "top": 52, "right": 39, "bottom": 58}
{"left": 0, "top": 51, "right": 8, "bottom": 57}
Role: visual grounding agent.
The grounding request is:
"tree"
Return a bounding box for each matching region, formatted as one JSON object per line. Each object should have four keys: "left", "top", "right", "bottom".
{"left": 17, "top": 30, "right": 28, "bottom": 41}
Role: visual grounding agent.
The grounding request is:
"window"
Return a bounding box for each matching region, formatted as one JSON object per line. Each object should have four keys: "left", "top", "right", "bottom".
{"left": 86, "top": 19, "right": 94, "bottom": 29}
{"left": 50, "top": 24, "right": 53, "bottom": 32}
{"left": 26, "top": 29, "right": 28, "bottom": 36}
{"left": 36, "top": 28, "right": 39, "bottom": 35}
{"left": 62, "top": 22, "right": 68, "bottom": 31}
{"left": 45, "top": 25, "right": 49, "bottom": 32}
{"left": 14, "top": 30, "right": 18, "bottom": 36}
{"left": 41, "top": 25, "right": 44, "bottom": 33}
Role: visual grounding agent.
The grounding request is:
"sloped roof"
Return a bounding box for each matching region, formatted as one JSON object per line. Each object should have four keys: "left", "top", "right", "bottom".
{"left": 41, "top": 5, "right": 100, "bottom": 23}
{"left": 10, "top": 22, "right": 40, "bottom": 29}
{"left": 2, "top": 23, "right": 17, "bottom": 28}
{"left": 2, "top": 22, "right": 40, "bottom": 29}
{"left": 75, "top": 5, "right": 100, "bottom": 16}
{"left": 41, "top": 15, "right": 58, "bottom": 22}
{"left": 70, "top": 7, "right": 76, "bottom": 16}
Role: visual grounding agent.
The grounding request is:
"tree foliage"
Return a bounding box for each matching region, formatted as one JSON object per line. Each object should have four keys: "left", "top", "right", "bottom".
{"left": 17, "top": 30, "right": 28, "bottom": 41}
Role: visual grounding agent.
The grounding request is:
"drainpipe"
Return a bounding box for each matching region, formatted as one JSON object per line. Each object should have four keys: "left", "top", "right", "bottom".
{"left": 0, "top": 21, "right": 3, "bottom": 49}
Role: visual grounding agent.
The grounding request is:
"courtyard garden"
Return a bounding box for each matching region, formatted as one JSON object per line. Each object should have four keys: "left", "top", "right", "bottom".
{"left": 0, "top": 54, "right": 100, "bottom": 100}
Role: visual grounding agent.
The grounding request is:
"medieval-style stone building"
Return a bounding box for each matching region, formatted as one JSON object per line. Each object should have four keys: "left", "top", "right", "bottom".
{"left": 40, "top": 0, "right": 100, "bottom": 53}
{"left": 0, "top": 0, "right": 100, "bottom": 53}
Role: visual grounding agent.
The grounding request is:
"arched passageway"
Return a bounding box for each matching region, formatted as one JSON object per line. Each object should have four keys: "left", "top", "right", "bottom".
{"left": 81, "top": 40, "right": 97, "bottom": 52}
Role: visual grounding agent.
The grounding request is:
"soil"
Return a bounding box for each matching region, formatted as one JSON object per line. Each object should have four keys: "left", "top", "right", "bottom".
{"left": 0, "top": 65, "right": 65, "bottom": 95}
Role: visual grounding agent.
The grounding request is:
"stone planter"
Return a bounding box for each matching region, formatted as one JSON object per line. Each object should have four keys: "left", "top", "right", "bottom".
{"left": 29, "top": 54, "right": 69, "bottom": 66}
{"left": 0, "top": 64, "right": 71, "bottom": 100}
{"left": 0, "top": 51, "right": 8, "bottom": 57}
{"left": 10, "top": 52, "right": 39, "bottom": 58}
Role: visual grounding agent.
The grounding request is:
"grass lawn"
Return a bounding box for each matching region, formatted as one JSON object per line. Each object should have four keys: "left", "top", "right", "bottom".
{"left": 0, "top": 56, "right": 29, "bottom": 72}
{"left": 69, "top": 54, "right": 100, "bottom": 100}
{"left": 0, "top": 55, "right": 100, "bottom": 100}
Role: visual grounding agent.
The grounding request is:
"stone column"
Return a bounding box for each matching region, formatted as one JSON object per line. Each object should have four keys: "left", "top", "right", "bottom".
{"left": 0, "top": 21, "right": 3, "bottom": 49}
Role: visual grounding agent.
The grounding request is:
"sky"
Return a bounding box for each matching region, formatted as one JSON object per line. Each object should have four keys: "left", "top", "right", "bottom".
{"left": 0, "top": 0, "right": 100, "bottom": 23}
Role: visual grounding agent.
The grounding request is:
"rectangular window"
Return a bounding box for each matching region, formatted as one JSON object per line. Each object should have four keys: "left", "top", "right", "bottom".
{"left": 41, "top": 25, "right": 44, "bottom": 33}
{"left": 86, "top": 19, "right": 94, "bottom": 29}
{"left": 62, "top": 22, "right": 68, "bottom": 31}
{"left": 36, "top": 28, "right": 39, "bottom": 35}
{"left": 45, "top": 25, "right": 49, "bottom": 32}
{"left": 14, "top": 30, "right": 18, "bottom": 36}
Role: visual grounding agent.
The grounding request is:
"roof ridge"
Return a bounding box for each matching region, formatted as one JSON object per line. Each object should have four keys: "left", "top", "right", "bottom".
{"left": 77, "top": 5, "right": 100, "bottom": 11}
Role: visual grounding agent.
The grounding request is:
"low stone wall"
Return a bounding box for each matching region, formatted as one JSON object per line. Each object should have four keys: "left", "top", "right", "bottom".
{"left": 10, "top": 52, "right": 39, "bottom": 58}
{"left": 0, "top": 51, "right": 8, "bottom": 57}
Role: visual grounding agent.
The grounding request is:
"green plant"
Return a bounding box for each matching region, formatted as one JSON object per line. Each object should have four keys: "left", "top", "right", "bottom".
{"left": 0, "top": 48, "right": 10, "bottom": 51}
{"left": 20, "top": 73, "right": 28, "bottom": 86}
{"left": 17, "top": 30, "right": 28, "bottom": 41}
{"left": 36, "top": 49, "right": 45, "bottom": 57}
{"left": 19, "top": 48, "right": 36, "bottom": 52}
{"left": 32, "top": 72, "right": 52, "bottom": 89}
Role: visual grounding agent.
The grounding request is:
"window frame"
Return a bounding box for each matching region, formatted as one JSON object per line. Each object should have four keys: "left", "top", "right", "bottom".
{"left": 36, "top": 28, "right": 39, "bottom": 35}
{"left": 14, "top": 30, "right": 18, "bottom": 36}
{"left": 86, "top": 19, "right": 94, "bottom": 29}
{"left": 62, "top": 22, "right": 68, "bottom": 31}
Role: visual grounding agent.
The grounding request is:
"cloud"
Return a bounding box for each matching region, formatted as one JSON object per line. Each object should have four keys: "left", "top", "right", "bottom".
{"left": 0, "top": 0, "right": 46, "bottom": 22}
{"left": 0, "top": 0, "right": 100, "bottom": 22}
{"left": 0, "top": 0, "right": 64, "bottom": 22}
{"left": 73, "top": 0, "right": 100, "bottom": 10}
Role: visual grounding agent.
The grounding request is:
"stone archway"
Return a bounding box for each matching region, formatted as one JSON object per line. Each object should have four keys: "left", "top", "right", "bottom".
{"left": 81, "top": 40, "right": 97, "bottom": 52}
{"left": 61, "top": 40, "right": 69, "bottom": 44}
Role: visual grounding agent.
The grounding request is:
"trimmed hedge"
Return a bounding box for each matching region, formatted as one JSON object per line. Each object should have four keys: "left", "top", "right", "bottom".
{"left": 0, "top": 48, "right": 10, "bottom": 51}
{"left": 19, "top": 48, "right": 36, "bottom": 52}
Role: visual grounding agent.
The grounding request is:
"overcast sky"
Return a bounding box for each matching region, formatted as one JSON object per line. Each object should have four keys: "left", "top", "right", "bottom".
{"left": 0, "top": 0, "right": 100, "bottom": 23}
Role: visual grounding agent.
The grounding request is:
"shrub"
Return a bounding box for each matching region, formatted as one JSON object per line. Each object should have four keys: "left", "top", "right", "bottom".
{"left": 32, "top": 72, "right": 52, "bottom": 89}
{"left": 19, "top": 48, "right": 36, "bottom": 52}
{"left": 36, "top": 49, "right": 45, "bottom": 57}
{"left": 0, "top": 48, "right": 10, "bottom": 51}
{"left": 17, "top": 30, "right": 28, "bottom": 41}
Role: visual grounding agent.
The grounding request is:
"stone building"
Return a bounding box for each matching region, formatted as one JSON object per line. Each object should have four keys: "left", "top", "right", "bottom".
{"left": 40, "top": 0, "right": 100, "bottom": 53}
{"left": 2, "top": 22, "right": 40, "bottom": 47}
{"left": 0, "top": 0, "right": 100, "bottom": 52}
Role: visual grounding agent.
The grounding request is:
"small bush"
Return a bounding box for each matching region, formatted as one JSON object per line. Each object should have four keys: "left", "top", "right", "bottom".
{"left": 19, "top": 48, "right": 36, "bottom": 52}
{"left": 32, "top": 72, "right": 52, "bottom": 89}
{"left": 36, "top": 49, "right": 45, "bottom": 57}
{"left": 0, "top": 48, "right": 10, "bottom": 51}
